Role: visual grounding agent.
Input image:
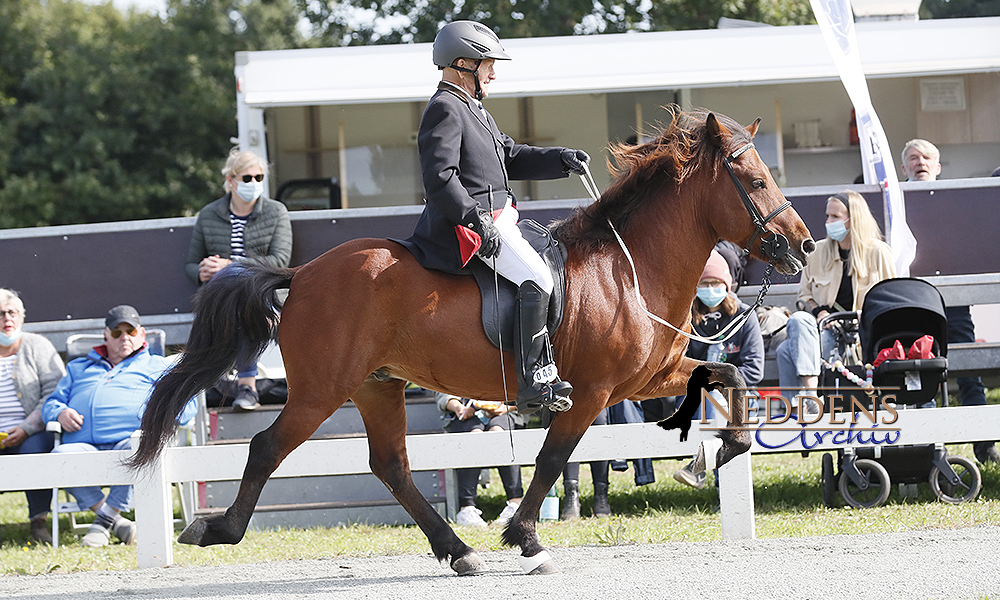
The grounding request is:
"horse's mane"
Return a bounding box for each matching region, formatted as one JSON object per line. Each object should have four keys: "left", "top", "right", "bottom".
{"left": 551, "top": 107, "right": 748, "bottom": 250}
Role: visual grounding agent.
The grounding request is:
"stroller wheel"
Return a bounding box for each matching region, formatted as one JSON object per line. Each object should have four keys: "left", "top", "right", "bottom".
{"left": 929, "top": 455, "right": 982, "bottom": 504}
{"left": 839, "top": 458, "right": 890, "bottom": 509}
{"left": 821, "top": 453, "right": 837, "bottom": 508}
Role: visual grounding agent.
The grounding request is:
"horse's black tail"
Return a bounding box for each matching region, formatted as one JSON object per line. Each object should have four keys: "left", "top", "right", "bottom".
{"left": 126, "top": 261, "right": 295, "bottom": 471}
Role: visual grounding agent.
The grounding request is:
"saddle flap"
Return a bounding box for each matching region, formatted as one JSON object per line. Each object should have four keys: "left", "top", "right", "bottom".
{"left": 471, "top": 219, "right": 567, "bottom": 352}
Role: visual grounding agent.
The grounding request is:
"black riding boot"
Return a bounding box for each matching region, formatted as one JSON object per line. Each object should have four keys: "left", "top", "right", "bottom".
{"left": 560, "top": 480, "right": 581, "bottom": 520}
{"left": 514, "top": 281, "right": 573, "bottom": 413}
{"left": 592, "top": 482, "right": 611, "bottom": 517}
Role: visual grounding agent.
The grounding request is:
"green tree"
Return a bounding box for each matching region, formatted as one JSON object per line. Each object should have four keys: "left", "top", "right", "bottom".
{"left": 294, "top": 0, "right": 814, "bottom": 45}
{"left": 921, "top": 0, "right": 1000, "bottom": 18}
{"left": 0, "top": 0, "right": 306, "bottom": 228}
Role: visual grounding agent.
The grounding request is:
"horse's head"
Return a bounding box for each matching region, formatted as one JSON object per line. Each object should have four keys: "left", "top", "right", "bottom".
{"left": 705, "top": 112, "right": 814, "bottom": 275}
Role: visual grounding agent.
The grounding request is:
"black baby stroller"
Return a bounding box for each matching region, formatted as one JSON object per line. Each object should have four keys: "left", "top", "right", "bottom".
{"left": 818, "top": 278, "right": 982, "bottom": 508}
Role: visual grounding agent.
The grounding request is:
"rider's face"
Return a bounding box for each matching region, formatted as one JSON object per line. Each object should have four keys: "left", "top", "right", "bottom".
{"left": 457, "top": 58, "right": 496, "bottom": 98}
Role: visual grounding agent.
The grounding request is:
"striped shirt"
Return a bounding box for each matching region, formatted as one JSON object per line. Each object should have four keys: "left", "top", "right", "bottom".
{"left": 230, "top": 212, "right": 249, "bottom": 259}
{"left": 0, "top": 355, "right": 24, "bottom": 430}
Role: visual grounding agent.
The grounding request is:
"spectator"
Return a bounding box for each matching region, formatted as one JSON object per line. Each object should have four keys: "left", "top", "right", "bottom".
{"left": 185, "top": 148, "right": 292, "bottom": 411}
{"left": 400, "top": 21, "right": 590, "bottom": 414}
{"left": 0, "top": 289, "right": 65, "bottom": 545}
{"left": 901, "top": 140, "right": 997, "bottom": 463}
{"left": 435, "top": 392, "right": 525, "bottom": 527}
{"left": 42, "top": 305, "right": 197, "bottom": 547}
{"left": 673, "top": 251, "right": 764, "bottom": 489}
{"left": 776, "top": 190, "right": 894, "bottom": 409}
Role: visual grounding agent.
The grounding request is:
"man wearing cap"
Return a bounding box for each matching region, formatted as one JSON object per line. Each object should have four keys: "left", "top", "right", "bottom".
{"left": 42, "top": 305, "right": 197, "bottom": 547}
{"left": 399, "top": 20, "right": 591, "bottom": 415}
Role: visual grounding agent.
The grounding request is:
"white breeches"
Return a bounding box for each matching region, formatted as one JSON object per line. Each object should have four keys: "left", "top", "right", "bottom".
{"left": 480, "top": 198, "right": 554, "bottom": 295}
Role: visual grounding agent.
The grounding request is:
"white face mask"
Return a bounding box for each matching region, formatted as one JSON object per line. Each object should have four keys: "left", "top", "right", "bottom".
{"left": 235, "top": 180, "right": 264, "bottom": 202}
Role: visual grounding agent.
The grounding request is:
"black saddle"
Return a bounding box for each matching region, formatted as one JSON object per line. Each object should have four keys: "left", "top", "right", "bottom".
{"left": 466, "top": 219, "right": 567, "bottom": 352}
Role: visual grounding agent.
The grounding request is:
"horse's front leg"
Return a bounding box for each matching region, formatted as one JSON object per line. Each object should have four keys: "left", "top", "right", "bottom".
{"left": 352, "top": 379, "right": 485, "bottom": 576}
{"left": 501, "top": 395, "right": 607, "bottom": 574}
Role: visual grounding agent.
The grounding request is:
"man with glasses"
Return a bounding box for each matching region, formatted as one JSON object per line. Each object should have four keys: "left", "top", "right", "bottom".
{"left": 42, "top": 305, "right": 197, "bottom": 547}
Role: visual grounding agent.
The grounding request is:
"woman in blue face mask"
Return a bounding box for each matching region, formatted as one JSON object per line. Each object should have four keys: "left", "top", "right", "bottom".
{"left": 672, "top": 250, "right": 765, "bottom": 490}
{"left": 776, "top": 190, "right": 895, "bottom": 409}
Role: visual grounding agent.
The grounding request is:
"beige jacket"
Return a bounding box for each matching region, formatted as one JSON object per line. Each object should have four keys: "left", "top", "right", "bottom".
{"left": 797, "top": 236, "right": 896, "bottom": 311}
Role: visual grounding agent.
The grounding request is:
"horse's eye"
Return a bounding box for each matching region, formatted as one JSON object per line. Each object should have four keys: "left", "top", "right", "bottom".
{"left": 752, "top": 179, "right": 766, "bottom": 190}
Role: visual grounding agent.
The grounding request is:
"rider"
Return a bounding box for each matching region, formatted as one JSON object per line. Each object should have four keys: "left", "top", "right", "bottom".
{"left": 402, "top": 21, "right": 590, "bottom": 413}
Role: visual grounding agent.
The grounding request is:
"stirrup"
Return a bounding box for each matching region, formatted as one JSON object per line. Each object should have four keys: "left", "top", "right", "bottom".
{"left": 541, "top": 380, "right": 573, "bottom": 412}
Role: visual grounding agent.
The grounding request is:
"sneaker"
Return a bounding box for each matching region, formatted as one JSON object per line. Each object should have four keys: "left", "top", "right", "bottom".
{"left": 81, "top": 522, "right": 112, "bottom": 547}
{"left": 233, "top": 385, "right": 260, "bottom": 411}
{"left": 494, "top": 501, "right": 520, "bottom": 526}
{"left": 112, "top": 517, "right": 137, "bottom": 545}
{"left": 30, "top": 517, "right": 52, "bottom": 546}
{"left": 455, "top": 506, "right": 487, "bottom": 528}
{"left": 673, "top": 461, "right": 706, "bottom": 490}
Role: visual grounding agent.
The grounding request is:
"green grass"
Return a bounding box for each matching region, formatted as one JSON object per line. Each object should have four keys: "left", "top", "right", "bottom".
{"left": 3, "top": 444, "right": 1000, "bottom": 575}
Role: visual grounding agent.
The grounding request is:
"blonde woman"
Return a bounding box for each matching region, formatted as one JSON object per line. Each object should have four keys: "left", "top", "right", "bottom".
{"left": 185, "top": 148, "right": 292, "bottom": 410}
{"left": 776, "top": 190, "right": 895, "bottom": 402}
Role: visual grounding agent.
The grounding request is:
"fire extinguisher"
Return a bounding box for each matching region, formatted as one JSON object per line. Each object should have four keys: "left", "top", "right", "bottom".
{"left": 849, "top": 109, "right": 859, "bottom": 145}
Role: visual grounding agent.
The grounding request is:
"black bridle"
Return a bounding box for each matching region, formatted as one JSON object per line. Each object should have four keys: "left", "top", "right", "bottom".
{"left": 722, "top": 141, "right": 791, "bottom": 264}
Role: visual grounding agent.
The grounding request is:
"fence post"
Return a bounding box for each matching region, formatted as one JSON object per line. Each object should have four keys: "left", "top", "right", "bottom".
{"left": 718, "top": 449, "right": 755, "bottom": 540}
{"left": 132, "top": 439, "right": 174, "bottom": 568}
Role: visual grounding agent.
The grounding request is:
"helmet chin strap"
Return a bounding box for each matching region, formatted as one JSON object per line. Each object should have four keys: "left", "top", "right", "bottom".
{"left": 449, "top": 59, "right": 484, "bottom": 100}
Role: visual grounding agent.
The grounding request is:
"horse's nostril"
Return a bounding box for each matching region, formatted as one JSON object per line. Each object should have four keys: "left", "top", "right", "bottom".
{"left": 802, "top": 238, "right": 816, "bottom": 254}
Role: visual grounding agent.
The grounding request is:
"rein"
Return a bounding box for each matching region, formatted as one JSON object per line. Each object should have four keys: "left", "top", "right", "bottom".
{"left": 578, "top": 154, "right": 778, "bottom": 346}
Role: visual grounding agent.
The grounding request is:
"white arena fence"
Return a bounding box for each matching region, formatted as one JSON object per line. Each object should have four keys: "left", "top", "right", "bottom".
{"left": 3, "top": 405, "right": 999, "bottom": 568}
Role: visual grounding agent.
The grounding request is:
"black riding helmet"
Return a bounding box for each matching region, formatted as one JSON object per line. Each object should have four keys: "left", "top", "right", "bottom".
{"left": 433, "top": 21, "right": 510, "bottom": 101}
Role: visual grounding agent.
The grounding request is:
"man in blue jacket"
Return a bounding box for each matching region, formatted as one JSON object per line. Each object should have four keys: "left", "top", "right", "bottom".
{"left": 43, "top": 305, "right": 197, "bottom": 547}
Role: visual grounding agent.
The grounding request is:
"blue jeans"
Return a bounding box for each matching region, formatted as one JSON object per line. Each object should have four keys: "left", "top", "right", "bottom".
{"left": 51, "top": 438, "right": 134, "bottom": 511}
{"left": 776, "top": 312, "right": 835, "bottom": 401}
{"left": 0, "top": 430, "right": 54, "bottom": 518}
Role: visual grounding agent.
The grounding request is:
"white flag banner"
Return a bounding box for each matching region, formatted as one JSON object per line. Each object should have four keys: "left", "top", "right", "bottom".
{"left": 810, "top": 0, "right": 917, "bottom": 276}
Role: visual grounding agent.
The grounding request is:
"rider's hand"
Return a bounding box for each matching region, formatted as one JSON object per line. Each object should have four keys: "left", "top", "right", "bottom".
{"left": 561, "top": 149, "right": 590, "bottom": 175}
{"left": 472, "top": 209, "right": 502, "bottom": 259}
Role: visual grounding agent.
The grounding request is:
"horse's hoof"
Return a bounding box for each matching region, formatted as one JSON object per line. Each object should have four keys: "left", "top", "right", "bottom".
{"left": 518, "top": 550, "right": 561, "bottom": 575}
{"left": 452, "top": 551, "right": 488, "bottom": 576}
{"left": 177, "top": 517, "right": 209, "bottom": 546}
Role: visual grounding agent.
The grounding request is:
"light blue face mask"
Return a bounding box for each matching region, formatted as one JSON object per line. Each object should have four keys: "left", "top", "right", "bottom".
{"left": 826, "top": 219, "right": 849, "bottom": 242}
{"left": 235, "top": 180, "right": 264, "bottom": 203}
{"left": 0, "top": 328, "right": 23, "bottom": 346}
{"left": 696, "top": 286, "right": 729, "bottom": 308}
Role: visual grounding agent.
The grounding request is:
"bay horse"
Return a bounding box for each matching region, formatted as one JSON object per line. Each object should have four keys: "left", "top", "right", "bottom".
{"left": 129, "top": 108, "right": 814, "bottom": 575}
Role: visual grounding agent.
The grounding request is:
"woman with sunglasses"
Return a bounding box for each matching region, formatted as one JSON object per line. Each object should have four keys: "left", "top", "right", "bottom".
{"left": 0, "top": 288, "right": 65, "bottom": 545}
{"left": 185, "top": 148, "right": 292, "bottom": 410}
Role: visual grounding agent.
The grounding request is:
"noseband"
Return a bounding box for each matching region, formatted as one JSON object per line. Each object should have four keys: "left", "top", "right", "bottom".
{"left": 722, "top": 142, "right": 791, "bottom": 263}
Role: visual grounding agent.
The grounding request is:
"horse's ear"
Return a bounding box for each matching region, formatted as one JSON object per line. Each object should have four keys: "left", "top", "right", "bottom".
{"left": 706, "top": 113, "right": 731, "bottom": 148}
{"left": 746, "top": 118, "right": 761, "bottom": 138}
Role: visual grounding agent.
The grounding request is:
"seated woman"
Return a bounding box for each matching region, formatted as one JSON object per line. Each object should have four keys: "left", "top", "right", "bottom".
{"left": 0, "top": 289, "right": 65, "bottom": 545}
{"left": 776, "top": 190, "right": 895, "bottom": 409}
{"left": 673, "top": 251, "right": 763, "bottom": 489}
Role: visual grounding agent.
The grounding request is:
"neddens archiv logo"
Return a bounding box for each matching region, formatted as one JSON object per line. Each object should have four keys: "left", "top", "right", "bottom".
{"left": 696, "top": 387, "right": 902, "bottom": 450}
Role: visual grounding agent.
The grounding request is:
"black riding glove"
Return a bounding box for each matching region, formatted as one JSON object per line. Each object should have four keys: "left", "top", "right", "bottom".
{"left": 561, "top": 148, "right": 590, "bottom": 175}
{"left": 471, "top": 209, "right": 502, "bottom": 259}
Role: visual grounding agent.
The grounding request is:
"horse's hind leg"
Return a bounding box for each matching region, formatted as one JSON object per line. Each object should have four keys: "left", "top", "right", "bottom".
{"left": 352, "top": 378, "right": 485, "bottom": 576}
{"left": 177, "top": 394, "right": 340, "bottom": 546}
